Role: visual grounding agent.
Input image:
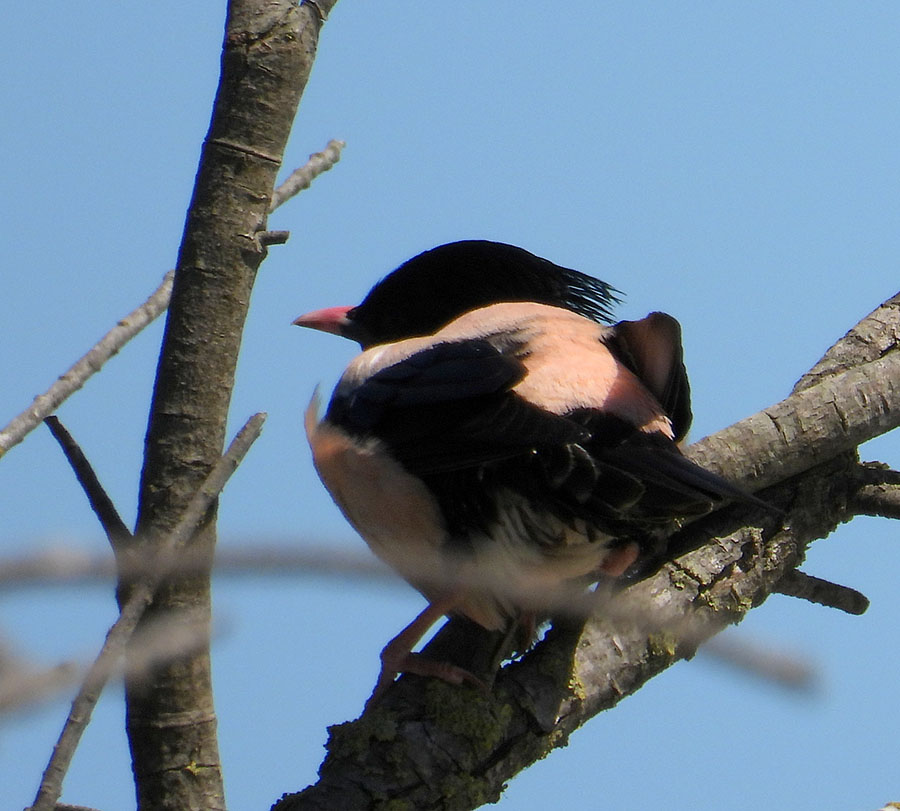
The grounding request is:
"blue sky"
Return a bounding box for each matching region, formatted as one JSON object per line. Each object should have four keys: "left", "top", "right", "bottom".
{"left": 2, "top": 2, "right": 900, "bottom": 809}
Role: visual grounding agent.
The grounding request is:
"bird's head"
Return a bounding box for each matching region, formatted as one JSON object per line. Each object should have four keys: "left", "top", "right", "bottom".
{"left": 293, "top": 240, "right": 621, "bottom": 348}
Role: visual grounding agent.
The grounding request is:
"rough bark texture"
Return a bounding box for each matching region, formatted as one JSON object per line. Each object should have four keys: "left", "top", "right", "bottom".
{"left": 126, "top": 2, "right": 337, "bottom": 809}
{"left": 273, "top": 291, "right": 900, "bottom": 811}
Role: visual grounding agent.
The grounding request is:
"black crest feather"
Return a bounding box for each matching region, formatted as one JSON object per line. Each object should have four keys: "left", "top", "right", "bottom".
{"left": 349, "top": 240, "right": 621, "bottom": 346}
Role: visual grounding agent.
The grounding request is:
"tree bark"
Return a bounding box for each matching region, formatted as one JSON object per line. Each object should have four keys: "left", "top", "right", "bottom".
{"left": 125, "top": 2, "right": 338, "bottom": 809}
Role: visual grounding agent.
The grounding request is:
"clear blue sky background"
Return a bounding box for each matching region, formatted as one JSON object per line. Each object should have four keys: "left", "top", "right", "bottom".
{"left": 3, "top": 3, "right": 899, "bottom": 809}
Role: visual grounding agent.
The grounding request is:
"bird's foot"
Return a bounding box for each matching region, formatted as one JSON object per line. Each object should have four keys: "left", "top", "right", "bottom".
{"left": 598, "top": 541, "right": 640, "bottom": 577}
{"left": 365, "top": 651, "right": 488, "bottom": 710}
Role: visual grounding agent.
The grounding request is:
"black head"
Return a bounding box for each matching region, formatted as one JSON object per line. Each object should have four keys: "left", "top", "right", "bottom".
{"left": 345, "top": 240, "right": 621, "bottom": 347}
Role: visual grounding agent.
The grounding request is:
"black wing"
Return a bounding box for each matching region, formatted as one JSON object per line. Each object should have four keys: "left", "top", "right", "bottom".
{"left": 609, "top": 312, "right": 692, "bottom": 442}
{"left": 327, "top": 338, "right": 756, "bottom": 541}
{"left": 326, "top": 339, "right": 589, "bottom": 475}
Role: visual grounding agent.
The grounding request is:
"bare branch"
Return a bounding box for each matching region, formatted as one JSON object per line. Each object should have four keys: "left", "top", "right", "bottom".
{"left": 257, "top": 229, "right": 291, "bottom": 247}
{"left": 43, "top": 417, "right": 132, "bottom": 550}
{"left": 686, "top": 349, "right": 900, "bottom": 493}
{"left": 852, "top": 484, "right": 900, "bottom": 519}
{"left": 848, "top": 464, "right": 900, "bottom": 518}
{"left": 28, "top": 413, "right": 265, "bottom": 811}
{"left": 0, "top": 130, "right": 342, "bottom": 464}
{"left": 0, "top": 271, "right": 174, "bottom": 460}
{"left": 269, "top": 138, "right": 346, "bottom": 211}
{"left": 794, "top": 292, "right": 900, "bottom": 392}
{"left": 0, "top": 610, "right": 210, "bottom": 717}
{"left": 0, "top": 543, "right": 389, "bottom": 590}
{"left": 773, "top": 569, "right": 870, "bottom": 615}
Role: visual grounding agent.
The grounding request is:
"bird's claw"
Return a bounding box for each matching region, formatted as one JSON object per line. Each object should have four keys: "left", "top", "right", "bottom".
{"left": 364, "top": 652, "right": 488, "bottom": 711}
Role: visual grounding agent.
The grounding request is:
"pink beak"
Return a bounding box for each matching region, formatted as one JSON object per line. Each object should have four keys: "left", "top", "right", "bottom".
{"left": 292, "top": 305, "right": 355, "bottom": 336}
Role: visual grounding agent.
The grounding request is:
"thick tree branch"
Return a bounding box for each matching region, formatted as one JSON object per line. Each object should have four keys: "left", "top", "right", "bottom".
{"left": 275, "top": 289, "right": 900, "bottom": 809}
{"left": 119, "top": 0, "right": 321, "bottom": 811}
{"left": 793, "top": 291, "right": 900, "bottom": 392}
{"left": 685, "top": 349, "right": 900, "bottom": 492}
{"left": 124, "top": 1, "right": 339, "bottom": 808}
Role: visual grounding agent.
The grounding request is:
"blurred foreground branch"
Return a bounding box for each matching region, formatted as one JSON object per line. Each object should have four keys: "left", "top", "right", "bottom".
{"left": 0, "top": 610, "right": 210, "bottom": 718}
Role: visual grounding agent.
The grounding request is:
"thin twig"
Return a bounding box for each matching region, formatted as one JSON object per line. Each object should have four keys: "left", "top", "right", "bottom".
{"left": 851, "top": 480, "right": 900, "bottom": 520}
{"left": 0, "top": 271, "right": 174, "bottom": 459}
{"left": 257, "top": 229, "right": 291, "bottom": 247}
{"left": 28, "top": 412, "right": 265, "bottom": 811}
{"left": 269, "top": 138, "right": 345, "bottom": 211}
{"left": 1, "top": 139, "right": 343, "bottom": 462}
{"left": 43, "top": 417, "right": 132, "bottom": 550}
{"left": 1, "top": 610, "right": 220, "bottom": 716}
{"left": 773, "top": 569, "right": 870, "bottom": 615}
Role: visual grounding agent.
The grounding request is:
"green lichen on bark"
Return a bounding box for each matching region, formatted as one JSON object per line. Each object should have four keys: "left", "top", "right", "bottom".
{"left": 325, "top": 707, "right": 398, "bottom": 760}
{"left": 435, "top": 771, "right": 498, "bottom": 810}
{"left": 424, "top": 681, "right": 514, "bottom": 761}
{"left": 647, "top": 630, "right": 679, "bottom": 660}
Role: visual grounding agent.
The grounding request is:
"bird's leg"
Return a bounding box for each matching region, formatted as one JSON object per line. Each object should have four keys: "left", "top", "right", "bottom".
{"left": 514, "top": 611, "right": 537, "bottom": 652}
{"left": 597, "top": 541, "right": 640, "bottom": 577}
{"left": 366, "top": 596, "right": 487, "bottom": 709}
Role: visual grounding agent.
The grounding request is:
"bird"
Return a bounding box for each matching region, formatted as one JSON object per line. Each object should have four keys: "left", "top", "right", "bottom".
{"left": 294, "top": 239, "right": 757, "bottom": 703}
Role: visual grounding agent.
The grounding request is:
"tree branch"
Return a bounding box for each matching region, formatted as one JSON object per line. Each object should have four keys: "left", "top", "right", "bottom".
{"left": 701, "top": 633, "right": 815, "bottom": 691}
{"left": 0, "top": 271, "right": 174, "bottom": 460}
{"left": 124, "top": 1, "right": 339, "bottom": 808}
{"left": 684, "top": 349, "right": 900, "bottom": 493}
{"left": 270, "top": 138, "right": 345, "bottom": 211}
{"left": 846, "top": 462, "right": 900, "bottom": 519}
{"left": 0, "top": 543, "right": 391, "bottom": 590}
{"left": 773, "top": 569, "right": 869, "bottom": 615}
{"left": 0, "top": 644, "right": 79, "bottom": 716}
{"left": 43, "top": 417, "right": 132, "bottom": 551}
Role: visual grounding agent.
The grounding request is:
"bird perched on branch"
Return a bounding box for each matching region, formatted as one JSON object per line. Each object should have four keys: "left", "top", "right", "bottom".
{"left": 295, "top": 240, "right": 756, "bottom": 703}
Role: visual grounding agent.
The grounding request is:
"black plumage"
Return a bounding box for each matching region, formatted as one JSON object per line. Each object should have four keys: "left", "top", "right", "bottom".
{"left": 344, "top": 240, "right": 620, "bottom": 347}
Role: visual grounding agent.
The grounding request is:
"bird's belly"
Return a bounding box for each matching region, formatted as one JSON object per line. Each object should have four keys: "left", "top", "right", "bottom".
{"left": 452, "top": 493, "right": 616, "bottom": 631}
{"left": 307, "top": 421, "right": 449, "bottom": 587}
{"left": 309, "top": 417, "right": 618, "bottom": 634}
